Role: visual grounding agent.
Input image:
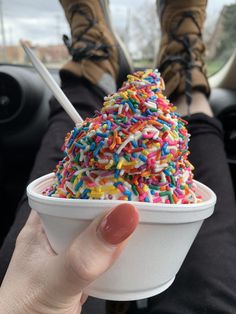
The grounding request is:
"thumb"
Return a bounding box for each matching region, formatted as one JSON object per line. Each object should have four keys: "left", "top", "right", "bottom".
{"left": 48, "top": 203, "right": 139, "bottom": 299}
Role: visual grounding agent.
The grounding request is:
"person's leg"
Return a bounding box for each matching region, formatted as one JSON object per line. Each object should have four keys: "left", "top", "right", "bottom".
{"left": 0, "top": 0, "right": 132, "bottom": 287}
{"left": 59, "top": 0, "right": 133, "bottom": 92}
{"left": 148, "top": 95, "right": 236, "bottom": 314}
{"left": 156, "top": 0, "right": 210, "bottom": 107}
{"left": 106, "top": 101, "right": 232, "bottom": 314}
{"left": 0, "top": 77, "right": 105, "bottom": 282}
{"left": 148, "top": 0, "right": 236, "bottom": 313}
{"left": 105, "top": 1, "right": 231, "bottom": 313}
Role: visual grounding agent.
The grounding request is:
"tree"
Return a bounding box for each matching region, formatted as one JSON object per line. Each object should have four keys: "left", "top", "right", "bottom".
{"left": 216, "top": 4, "right": 236, "bottom": 60}
{"left": 129, "top": 2, "right": 160, "bottom": 61}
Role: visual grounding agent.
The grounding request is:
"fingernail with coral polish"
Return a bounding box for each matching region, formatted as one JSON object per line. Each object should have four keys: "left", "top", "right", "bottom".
{"left": 98, "top": 204, "right": 139, "bottom": 245}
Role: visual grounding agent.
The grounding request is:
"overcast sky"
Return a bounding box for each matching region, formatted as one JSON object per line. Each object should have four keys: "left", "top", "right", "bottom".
{"left": 1, "top": 0, "right": 235, "bottom": 46}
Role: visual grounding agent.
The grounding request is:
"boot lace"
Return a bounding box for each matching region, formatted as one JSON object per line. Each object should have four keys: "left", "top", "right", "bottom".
{"left": 63, "top": 3, "right": 111, "bottom": 62}
{"left": 159, "top": 11, "right": 205, "bottom": 107}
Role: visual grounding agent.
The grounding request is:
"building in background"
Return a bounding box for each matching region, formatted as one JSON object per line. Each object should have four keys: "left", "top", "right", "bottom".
{"left": 2, "top": 43, "right": 69, "bottom": 67}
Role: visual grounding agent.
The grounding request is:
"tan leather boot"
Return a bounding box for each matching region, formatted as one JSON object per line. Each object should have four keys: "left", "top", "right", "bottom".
{"left": 155, "top": 0, "right": 210, "bottom": 105}
{"left": 60, "top": 0, "right": 133, "bottom": 94}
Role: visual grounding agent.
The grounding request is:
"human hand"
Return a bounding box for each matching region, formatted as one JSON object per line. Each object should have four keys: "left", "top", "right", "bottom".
{"left": 0, "top": 203, "right": 139, "bottom": 314}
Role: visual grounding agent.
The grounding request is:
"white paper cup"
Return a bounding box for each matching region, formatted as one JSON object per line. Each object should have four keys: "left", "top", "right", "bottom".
{"left": 27, "top": 173, "right": 216, "bottom": 301}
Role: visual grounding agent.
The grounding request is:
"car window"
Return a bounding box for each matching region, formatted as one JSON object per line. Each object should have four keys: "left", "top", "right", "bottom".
{"left": 0, "top": 0, "right": 235, "bottom": 76}
{"left": 205, "top": 1, "right": 236, "bottom": 75}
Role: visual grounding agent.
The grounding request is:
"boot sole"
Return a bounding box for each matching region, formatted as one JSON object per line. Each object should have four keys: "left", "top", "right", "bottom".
{"left": 99, "top": 0, "right": 134, "bottom": 88}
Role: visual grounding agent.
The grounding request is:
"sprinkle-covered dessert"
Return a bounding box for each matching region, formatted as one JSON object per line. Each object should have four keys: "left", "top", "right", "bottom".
{"left": 44, "top": 69, "right": 201, "bottom": 204}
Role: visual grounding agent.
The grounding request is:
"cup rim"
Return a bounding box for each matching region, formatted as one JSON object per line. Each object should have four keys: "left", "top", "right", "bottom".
{"left": 27, "top": 173, "right": 217, "bottom": 213}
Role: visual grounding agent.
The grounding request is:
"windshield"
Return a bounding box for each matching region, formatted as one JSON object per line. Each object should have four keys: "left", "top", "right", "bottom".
{"left": 0, "top": 0, "right": 235, "bottom": 76}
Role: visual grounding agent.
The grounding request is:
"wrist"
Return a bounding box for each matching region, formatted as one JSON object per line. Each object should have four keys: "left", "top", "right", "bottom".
{"left": 0, "top": 295, "right": 20, "bottom": 314}
{"left": 0, "top": 290, "right": 31, "bottom": 314}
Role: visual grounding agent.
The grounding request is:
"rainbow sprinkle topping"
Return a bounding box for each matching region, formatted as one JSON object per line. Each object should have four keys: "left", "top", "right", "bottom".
{"left": 45, "top": 69, "right": 202, "bottom": 204}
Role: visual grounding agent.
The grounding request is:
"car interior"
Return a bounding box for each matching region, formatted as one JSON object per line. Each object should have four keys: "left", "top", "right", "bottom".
{"left": 1, "top": 2, "right": 236, "bottom": 312}
{"left": 0, "top": 53, "right": 235, "bottom": 314}
{"left": 1, "top": 50, "right": 236, "bottom": 249}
